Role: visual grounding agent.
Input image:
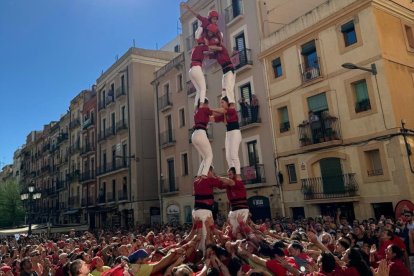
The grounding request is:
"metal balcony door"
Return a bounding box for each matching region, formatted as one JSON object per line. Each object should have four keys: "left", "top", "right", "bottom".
{"left": 167, "top": 159, "right": 175, "bottom": 191}
{"left": 320, "top": 158, "right": 344, "bottom": 194}
{"left": 235, "top": 33, "right": 247, "bottom": 66}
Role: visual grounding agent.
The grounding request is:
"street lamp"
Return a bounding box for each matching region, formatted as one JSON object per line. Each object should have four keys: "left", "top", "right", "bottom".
{"left": 20, "top": 181, "right": 42, "bottom": 236}
{"left": 341, "top": 63, "right": 377, "bottom": 75}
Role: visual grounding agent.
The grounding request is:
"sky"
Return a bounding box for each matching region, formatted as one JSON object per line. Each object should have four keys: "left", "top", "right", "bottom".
{"left": 0, "top": 0, "right": 183, "bottom": 166}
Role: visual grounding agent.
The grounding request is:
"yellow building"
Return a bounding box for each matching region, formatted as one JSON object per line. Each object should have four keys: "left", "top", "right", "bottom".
{"left": 260, "top": 0, "right": 414, "bottom": 219}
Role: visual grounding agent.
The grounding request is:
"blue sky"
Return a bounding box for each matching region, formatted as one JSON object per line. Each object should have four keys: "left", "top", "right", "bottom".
{"left": 0, "top": 0, "right": 182, "bottom": 166}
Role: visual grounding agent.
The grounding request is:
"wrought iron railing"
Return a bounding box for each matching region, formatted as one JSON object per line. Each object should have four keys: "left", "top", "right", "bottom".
{"left": 301, "top": 173, "right": 359, "bottom": 200}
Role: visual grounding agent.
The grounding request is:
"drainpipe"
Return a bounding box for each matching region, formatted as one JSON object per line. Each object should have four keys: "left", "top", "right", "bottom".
{"left": 154, "top": 81, "right": 163, "bottom": 224}
{"left": 401, "top": 120, "right": 414, "bottom": 174}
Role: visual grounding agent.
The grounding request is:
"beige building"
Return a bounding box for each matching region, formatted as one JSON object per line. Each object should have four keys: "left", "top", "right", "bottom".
{"left": 56, "top": 112, "right": 70, "bottom": 224}
{"left": 260, "top": 0, "right": 414, "bottom": 219}
{"left": 95, "top": 48, "right": 178, "bottom": 227}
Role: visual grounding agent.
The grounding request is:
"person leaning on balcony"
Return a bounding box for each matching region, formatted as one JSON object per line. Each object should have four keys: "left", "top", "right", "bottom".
{"left": 251, "top": 94, "right": 259, "bottom": 123}
{"left": 239, "top": 97, "right": 249, "bottom": 123}
{"left": 191, "top": 97, "right": 213, "bottom": 178}
{"left": 211, "top": 96, "right": 242, "bottom": 181}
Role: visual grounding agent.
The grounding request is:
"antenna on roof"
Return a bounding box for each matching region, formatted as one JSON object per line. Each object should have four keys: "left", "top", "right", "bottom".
{"left": 115, "top": 55, "right": 119, "bottom": 61}
{"left": 133, "top": 39, "right": 136, "bottom": 48}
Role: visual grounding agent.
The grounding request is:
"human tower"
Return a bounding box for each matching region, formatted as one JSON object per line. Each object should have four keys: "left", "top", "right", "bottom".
{"left": 182, "top": 4, "right": 249, "bottom": 253}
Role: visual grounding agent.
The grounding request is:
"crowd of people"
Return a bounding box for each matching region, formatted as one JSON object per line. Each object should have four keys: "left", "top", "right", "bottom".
{"left": 0, "top": 209, "right": 413, "bottom": 276}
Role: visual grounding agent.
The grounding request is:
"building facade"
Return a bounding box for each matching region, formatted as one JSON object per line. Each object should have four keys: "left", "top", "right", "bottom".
{"left": 260, "top": 0, "right": 414, "bottom": 219}
{"left": 95, "top": 48, "right": 178, "bottom": 228}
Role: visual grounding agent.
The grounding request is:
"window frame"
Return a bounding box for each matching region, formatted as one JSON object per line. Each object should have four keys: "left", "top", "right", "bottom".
{"left": 344, "top": 73, "right": 377, "bottom": 119}
{"left": 286, "top": 164, "right": 298, "bottom": 184}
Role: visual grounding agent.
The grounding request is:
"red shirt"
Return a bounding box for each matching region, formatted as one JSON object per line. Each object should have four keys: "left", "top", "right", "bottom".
{"left": 191, "top": 45, "right": 209, "bottom": 67}
{"left": 193, "top": 107, "right": 212, "bottom": 129}
{"left": 389, "top": 259, "right": 411, "bottom": 276}
{"left": 266, "top": 259, "right": 287, "bottom": 276}
{"left": 193, "top": 177, "right": 224, "bottom": 209}
{"left": 215, "top": 108, "right": 239, "bottom": 124}
{"left": 220, "top": 179, "right": 247, "bottom": 210}
{"left": 196, "top": 15, "right": 210, "bottom": 29}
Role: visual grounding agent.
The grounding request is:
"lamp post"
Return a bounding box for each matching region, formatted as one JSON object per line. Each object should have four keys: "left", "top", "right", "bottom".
{"left": 20, "top": 181, "right": 42, "bottom": 236}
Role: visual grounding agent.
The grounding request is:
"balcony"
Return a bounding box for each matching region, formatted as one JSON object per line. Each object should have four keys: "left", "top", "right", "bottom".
{"left": 116, "top": 120, "right": 128, "bottom": 133}
{"left": 239, "top": 108, "right": 261, "bottom": 129}
{"left": 42, "top": 143, "right": 50, "bottom": 152}
{"left": 106, "top": 192, "right": 115, "bottom": 202}
{"left": 116, "top": 87, "right": 126, "bottom": 99}
{"left": 87, "top": 196, "right": 95, "bottom": 206}
{"left": 241, "top": 164, "right": 266, "bottom": 185}
{"left": 57, "top": 133, "right": 68, "bottom": 144}
{"left": 81, "top": 198, "right": 87, "bottom": 207}
{"left": 301, "top": 173, "right": 359, "bottom": 200}
{"left": 300, "top": 56, "right": 321, "bottom": 84}
{"left": 106, "top": 95, "right": 115, "bottom": 107}
{"left": 56, "top": 180, "right": 66, "bottom": 190}
{"left": 187, "top": 80, "right": 196, "bottom": 96}
{"left": 189, "top": 126, "right": 213, "bottom": 143}
{"left": 58, "top": 202, "right": 67, "bottom": 211}
{"left": 97, "top": 194, "right": 106, "bottom": 204}
{"left": 98, "top": 130, "right": 106, "bottom": 142}
{"left": 81, "top": 143, "right": 95, "bottom": 155}
{"left": 298, "top": 112, "right": 341, "bottom": 147}
{"left": 97, "top": 159, "right": 129, "bottom": 176}
{"left": 69, "top": 118, "right": 81, "bottom": 129}
{"left": 98, "top": 100, "right": 106, "bottom": 111}
{"left": 70, "top": 140, "right": 81, "bottom": 154}
{"left": 225, "top": 0, "right": 244, "bottom": 24}
{"left": 82, "top": 118, "right": 94, "bottom": 130}
{"left": 160, "top": 178, "right": 179, "bottom": 194}
{"left": 80, "top": 170, "right": 96, "bottom": 182}
{"left": 105, "top": 126, "right": 116, "bottom": 139}
{"left": 158, "top": 93, "right": 172, "bottom": 111}
{"left": 160, "top": 130, "right": 176, "bottom": 148}
{"left": 68, "top": 196, "right": 80, "bottom": 207}
{"left": 67, "top": 170, "right": 80, "bottom": 182}
{"left": 118, "top": 190, "right": 128, "bottom": 201}
{"left": 231, "top": 48, "right": 253, "bottom": 72}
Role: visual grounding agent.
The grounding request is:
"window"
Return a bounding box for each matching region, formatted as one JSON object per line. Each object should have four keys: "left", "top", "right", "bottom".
{"left": 278, "top": 106, "right": 290, "bottom": 133}
{"left": 121, "top": 75, "right": 125, "bottom": 94}
{"left": 174, "top": 45, "right": 180, "bottom": 53}
{"left": 341, "top": 21, "right": 357, "bottom": 46}
{"left": 122, "top": 144, "right": 127, "bottom": 166}
{"left": 247, "top": 140, "right": 259, "bottom": 166}
{"left": 182, "top": 153, "right": 189, "bottom": 176}
{"left": 234, "top": 32, "right": 247, "bottom": 67}
{"left": 286, "top": 164, "right": 297, "bottom": 183}
{"left": 352, "top": 80, "right": 371, "bottom": 113}
{"left": 301, "top": 40, "right": 320, "bottom": 81}
{"left": 232, "top": 0, "right": 242, "bottom": 18}
{"left": 272, "top": 57, "right": 283, "bottom": 78}
{"left": 179, "top": 108, "right": 185, "bottom": 127}
{"left": 192, "top": 21, "right": 198, "bottom": 38}
{"left": 365, "top": 149, "right": 383, "bottom": 176}
{"left": 167, "top": 159, "right": 176, "bottom": 191}
{"left": 177, "top": 74, "right": 183, "bottom": 92}
{"left": 121, "top": 106, "right": 126, "bottom": 124}
{"left": 111, "top": 113, "right": 116, "bottom": 134}
{"left": 405, "top": 25, "right": 414, "bottom": 49}
{"left": 112, "top": 179, "right": 116, "bottom": 200}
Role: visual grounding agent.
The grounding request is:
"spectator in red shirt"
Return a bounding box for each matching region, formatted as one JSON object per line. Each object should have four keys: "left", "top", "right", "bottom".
{"left": 386, "top": 244, "right": 411, "bottom": 276}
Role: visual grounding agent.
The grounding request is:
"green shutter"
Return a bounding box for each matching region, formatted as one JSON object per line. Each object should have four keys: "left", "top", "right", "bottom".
{"left": 307, "top": 93, "right": 328, "bottom": 112}
{"left": 354, "top": 81, "right": 369, "bottom": 102}
{"left": 280, "top": 107, "right": 289, "bottom": 123}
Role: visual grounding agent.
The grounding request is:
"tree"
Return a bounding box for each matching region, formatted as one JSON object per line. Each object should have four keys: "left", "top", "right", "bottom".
{"left": 0, "top": 178, "right": 25, "bottom": 227}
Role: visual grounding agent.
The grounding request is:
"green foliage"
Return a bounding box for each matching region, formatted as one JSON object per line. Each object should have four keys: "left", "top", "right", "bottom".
{"left": 0, "top": 178, "right": 25, "bottom": 227}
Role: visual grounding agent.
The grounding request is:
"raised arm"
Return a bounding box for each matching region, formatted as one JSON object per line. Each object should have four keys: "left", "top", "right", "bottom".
{"left": 219, "top": 176, "right": 235, "bottom": 186}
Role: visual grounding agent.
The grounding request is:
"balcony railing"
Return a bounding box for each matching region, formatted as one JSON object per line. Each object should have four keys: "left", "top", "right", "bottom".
{"left": 241, "top": 164, "right": 266, "bottom": 185}
{"left": 42, "top": 143, "right": 50, "bottom": 152}
{"left": 298, "top": 112, "right": 341, "bottom": 147}
{"left": 160, "top": 178, "right": 179, "bottom": 194}
{"left": 187, "top": 80, "right": 196, "bottom": 96}
{"left": 106, "top": 95, "right": 115, "bottom": 107}
{"left": 301, "top": 173, "right": 359, "bottom": 200}
{"left": 69, "top": 118, "right": 81, "bottom": 129}
{"left": 57, "top": 133, "right": 68, "bottom": 144}
{"left": 68, "top": 196, "right": 80, "bottom": 206}
{"left": 81, "top": 198, "right": 87, "bottom": 207}
{"left": 97, "top": 159, "right": 129, "bottom": 176}
{"left": 189, "top": 126, "right": 213, "bottom": 143}
{"left": 105, "top": 126, "right": 116, "bottom": 138}
{"left": 238, "top": 107, "right": 261, "bottom": 128}
{"left": 116, "top": 87, "right": 126, "bottom": 98}
{"left": 118, "top": 190, "right": 128, "bottom": 201}
{"left": 280, "top": 122, "right": 291, "bottom": 133}
{"left": 225, "top": 0, "right": 244, "bottom": 23}
{"left": 70, "top": 140, "right": 81, "bottom": 154}
{"left": 58, "top": 202, "right": 67, "bottom": 210}
{"left": 81, "top": 143, "right": 95, "bottom": 155}
{"left": 97, "top": 194, "right": 106, "bottom": 204}
{"left": 367, "top": 169, "right": 383, "bottom": 176}
{"left": 56, "top": 180, "right": 67, "bottom": 190}
{"left": 231, "top": 48, "right": 253, "bottom": 71}
{"left": 98, "top": 100, "right": 106, "bottom": 111}
{"left": 80, "top": 170, "right": 96, "bottom": 182}
{"left": 106, "top": 192, "right": 115, "bottom": 202}
{"left": 116, "top": 120, "right": 128, "bottom": 132}
{"left": 300, "top": 56, "right": 321, "bottom": 83}
{"left": 160, "top": 130, "right": 176, "bottom": 147}
{"left": 87, "top": 196, "right": 95, "bottom": 206}
{"left": 82, "top": 118, "right": 94, "bottom": 130}
{"left": 67, "top": 170, "right": 80, "bottom": 182}
{"left": 158, "top": 93, "right": 172, "bottom": 111}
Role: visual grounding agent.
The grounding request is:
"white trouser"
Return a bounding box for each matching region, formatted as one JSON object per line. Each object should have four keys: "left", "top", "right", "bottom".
{"left": 192, "top": 209, "right": 213, "bottom": 253}
{"left": 195, "top": 26, "right": 203, "bottom": 40}
{"left": 222, "top": 70, "right": 235, "bottom": 104}
{"left": 191, "top": 129, "right": 213, "bottom": 176}
{"left": 189, "top": 66, "right": 206, "bottom": 107}
{"left": 225, "top": 129, "right": 242, "bottom": 174}
{"left": 228, "top": 209, "right": 249, "bottom": 235}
